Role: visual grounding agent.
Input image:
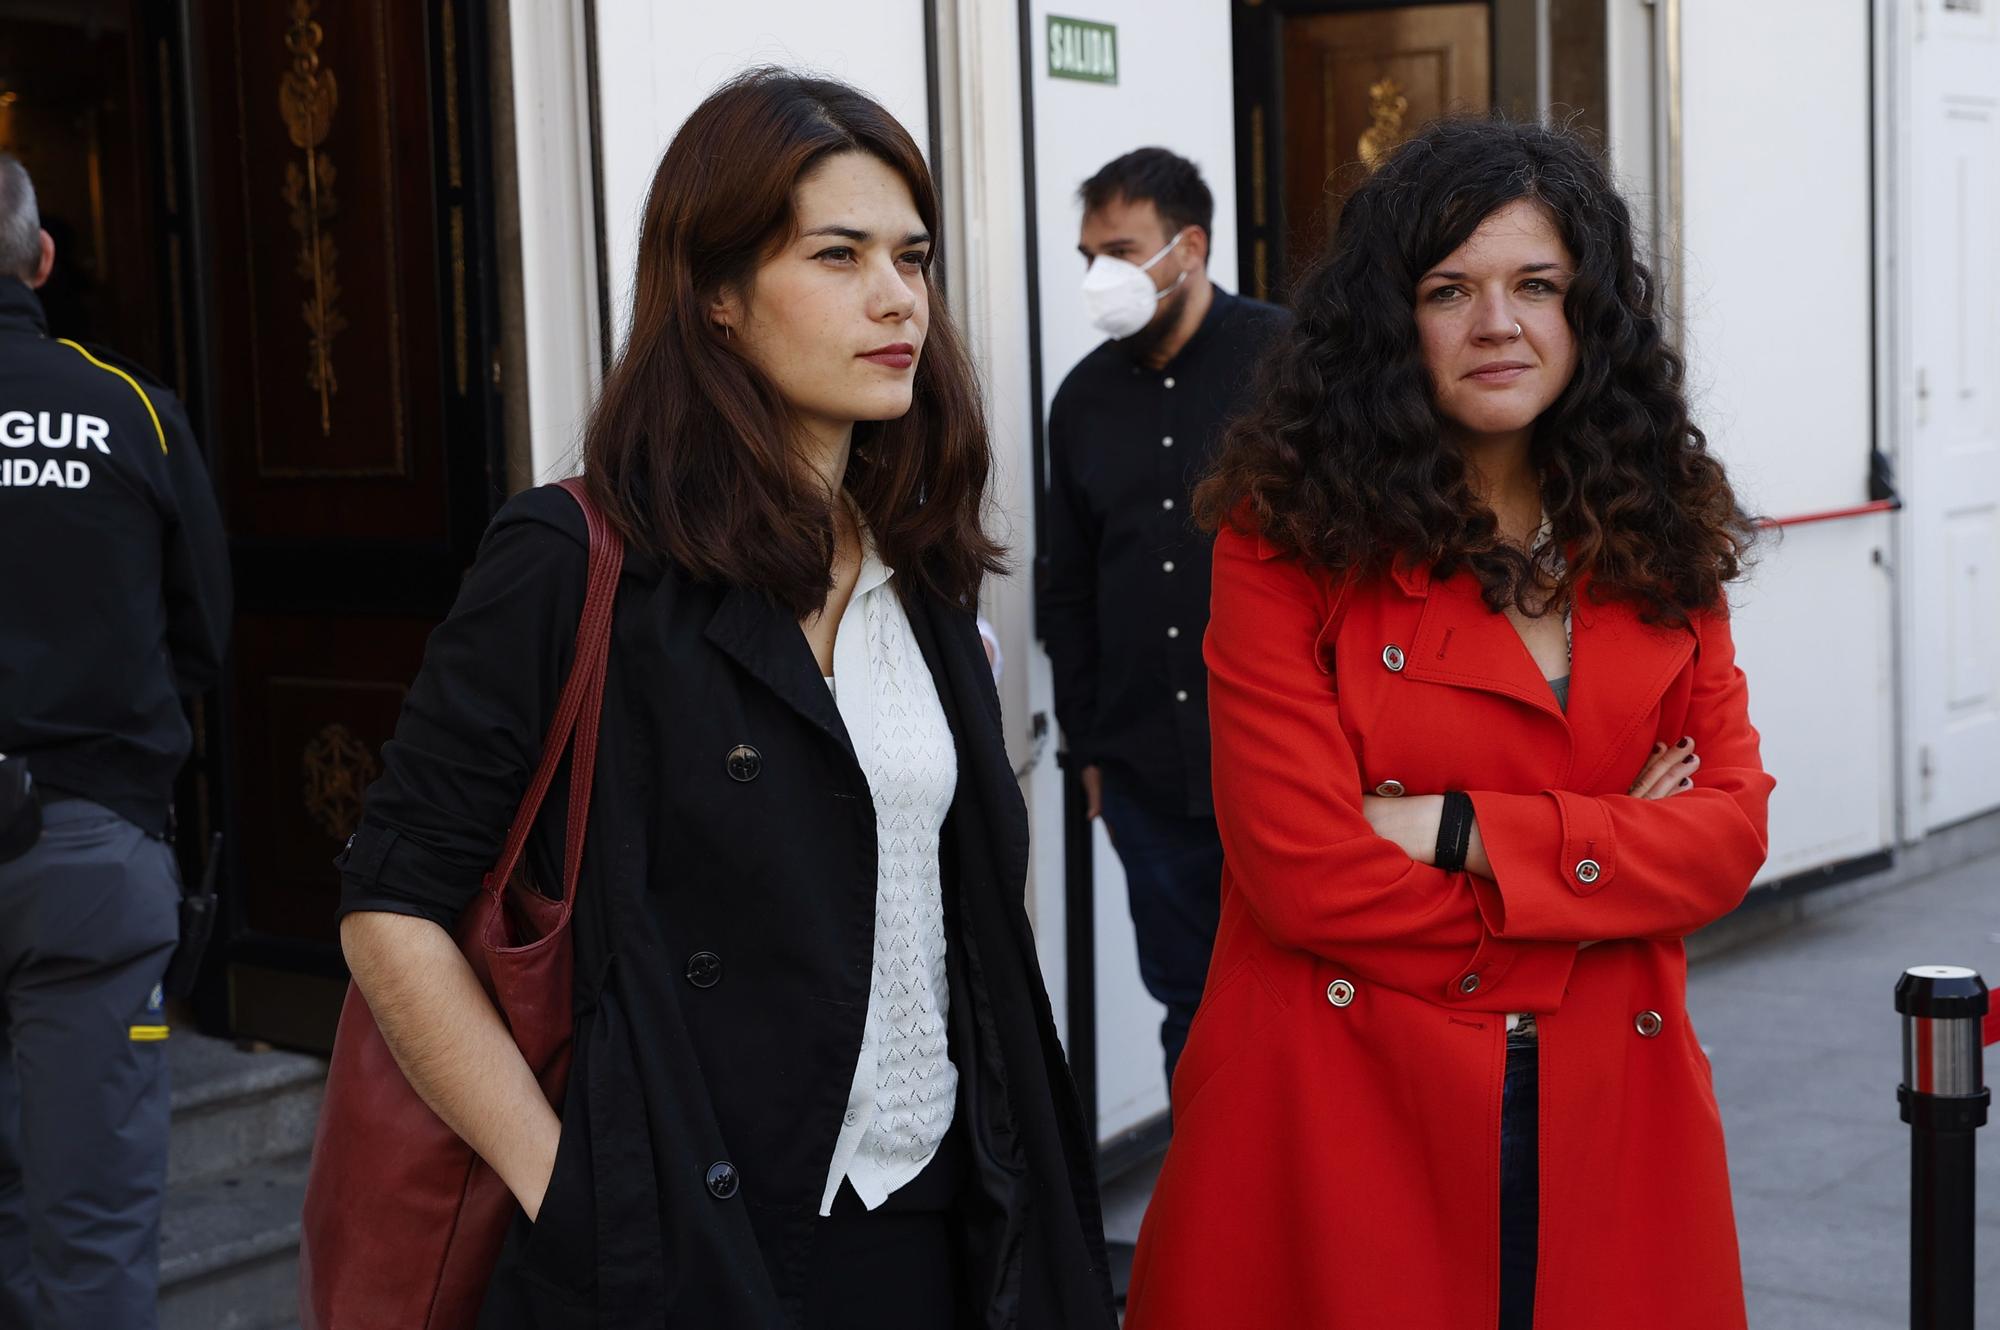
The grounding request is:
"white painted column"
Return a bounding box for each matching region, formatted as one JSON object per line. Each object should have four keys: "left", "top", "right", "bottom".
{"left": 505, "top": 0, "right": 603, "bottom": 482}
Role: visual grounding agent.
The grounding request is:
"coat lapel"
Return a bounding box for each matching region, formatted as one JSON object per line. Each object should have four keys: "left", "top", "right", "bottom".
{"left": 1396, "top": 566, "right": 1697, "bottom": 788}
{"left": 1400, "top": 568, "right": 1569, "bottom": 722}
{"left": 1562, "top": 582, "right": 1697, "bottom": 790}
{"left": 702, "top": 584, "right": 857, "bottom": 762}
{"left": 902, "top": 587, "right": 1031, "bottom": 895}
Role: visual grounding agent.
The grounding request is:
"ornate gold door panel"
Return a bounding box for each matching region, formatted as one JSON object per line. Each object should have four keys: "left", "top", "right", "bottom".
{"left": 197, "top": 0, "right": 502, "bottom": 1050}
{"left": 1233, "top": 2, "right": 1492, "bottom": 303}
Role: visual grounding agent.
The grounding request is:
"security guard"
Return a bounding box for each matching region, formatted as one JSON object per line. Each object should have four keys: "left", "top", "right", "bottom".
{"left": 0, "top": 153, "right": 230, "bottom": 1329}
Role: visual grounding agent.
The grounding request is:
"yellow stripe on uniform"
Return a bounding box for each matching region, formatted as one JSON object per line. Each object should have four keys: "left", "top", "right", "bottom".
{"left": 56, "top": 338, "right": 167, "bottom": 454}
{"left": 128, "top": 1025, "right": 171, "bottom": 1042}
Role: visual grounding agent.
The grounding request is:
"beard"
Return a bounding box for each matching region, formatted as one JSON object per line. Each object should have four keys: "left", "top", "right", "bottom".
{"left": 1115, "top": 278, "right": 1192, "bottom": 365}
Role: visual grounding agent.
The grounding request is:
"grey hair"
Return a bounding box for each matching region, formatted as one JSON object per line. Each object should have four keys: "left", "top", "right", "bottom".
{"left": 0, "top": 155, "right": 42, "bottom": 281}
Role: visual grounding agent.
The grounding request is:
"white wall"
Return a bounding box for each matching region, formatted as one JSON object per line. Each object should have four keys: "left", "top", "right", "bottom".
{"left": 1675, "top": 0, "right": 1894, "bottom": 877}
{"left": 1024, "top": 0, "right": 1240, "bottom": 1140}
{"left": 591, "top": 2, "right": 933, "bottom": 354}
{"left": 508, "top": 0, "right": 603, "bottom": 482}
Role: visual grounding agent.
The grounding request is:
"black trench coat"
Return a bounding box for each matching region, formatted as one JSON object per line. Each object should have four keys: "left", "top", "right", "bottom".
{"left": 336, "top": 485, "right": 1115, "bottom": 1328}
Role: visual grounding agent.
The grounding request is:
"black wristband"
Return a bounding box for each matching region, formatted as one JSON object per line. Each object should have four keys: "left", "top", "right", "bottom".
{"left": 1434, "top": 791, "right": 1475, "bottom": 873}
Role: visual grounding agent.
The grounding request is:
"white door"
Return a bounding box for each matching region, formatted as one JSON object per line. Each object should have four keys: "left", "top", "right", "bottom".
{"left": 1906, "top": 0, "right": 2000, "bottom": 832}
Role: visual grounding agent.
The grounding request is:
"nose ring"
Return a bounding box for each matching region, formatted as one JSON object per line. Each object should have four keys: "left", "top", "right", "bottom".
{"left": 1511, "top": 322, "right": 1522, "bottom": 337}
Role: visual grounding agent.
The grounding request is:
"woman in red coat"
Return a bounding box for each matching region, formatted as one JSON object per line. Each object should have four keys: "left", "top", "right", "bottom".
{"left": 1124, "top": 120, "right": 1774, "bottom": 1329}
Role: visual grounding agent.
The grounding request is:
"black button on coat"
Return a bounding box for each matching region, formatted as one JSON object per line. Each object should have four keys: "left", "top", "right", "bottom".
{"left": 336, "top": 486, "right": 1114, "bottom": 1328}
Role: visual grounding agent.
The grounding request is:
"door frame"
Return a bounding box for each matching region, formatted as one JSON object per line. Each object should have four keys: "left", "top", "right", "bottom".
{"left": 165, "top": 0, "right": 512, "bottom": 1040}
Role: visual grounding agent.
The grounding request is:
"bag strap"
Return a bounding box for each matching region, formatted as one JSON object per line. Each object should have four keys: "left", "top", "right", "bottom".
{"left": 484, "top": 478, "right": 625, "bottom": 909}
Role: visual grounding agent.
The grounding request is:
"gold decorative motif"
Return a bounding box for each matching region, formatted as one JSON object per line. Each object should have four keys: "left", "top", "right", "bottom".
{"left": 302, "top": 722, "right": 377, "bottom": 842}
{"left": 279, "top": 0, "right": 347, "bottom": 436}
{"left": 1358, "top": 76, "right": 1410, "bottom": 170}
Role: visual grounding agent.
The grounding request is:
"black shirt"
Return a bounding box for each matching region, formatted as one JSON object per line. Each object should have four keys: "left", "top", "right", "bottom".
{"left": 1042, "top": 288, "right": 1291, "bottom": 817}
{"left": 0, "top": 278, "right": 231, "bottom": 834}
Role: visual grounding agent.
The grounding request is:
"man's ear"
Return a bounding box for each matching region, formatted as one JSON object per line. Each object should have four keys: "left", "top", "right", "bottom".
{"left": 1183, "top": 225, "right": 1211, "bottom": 272}
{"left": 28, "top": 229, "right": 54, "bottom": 290}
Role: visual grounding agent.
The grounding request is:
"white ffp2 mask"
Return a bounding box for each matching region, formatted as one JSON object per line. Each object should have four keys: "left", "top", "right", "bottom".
{"left": 1081, "top": 230, "right": 1188, "bottom": 338}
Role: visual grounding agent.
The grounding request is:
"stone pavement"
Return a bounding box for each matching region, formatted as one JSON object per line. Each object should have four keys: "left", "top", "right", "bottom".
{"left": 1101, "top": 843, "right": 2000, "bottom": 1326}
{"left": 1689, "top": 847, "right": 1998, "bottom": 1328}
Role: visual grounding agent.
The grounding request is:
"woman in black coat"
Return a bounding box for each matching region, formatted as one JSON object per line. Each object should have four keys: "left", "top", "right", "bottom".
{"left": 336, "top": 69, "right": 1114, "bottom": 1329}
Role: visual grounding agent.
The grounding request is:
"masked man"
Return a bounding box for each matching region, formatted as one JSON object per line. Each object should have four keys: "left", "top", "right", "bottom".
{"left": 1042, "top": 148, "right": 1291, "bottom": 1094}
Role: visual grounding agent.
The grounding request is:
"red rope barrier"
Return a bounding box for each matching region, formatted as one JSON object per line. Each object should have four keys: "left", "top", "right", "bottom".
{"left": 1756, "top": 498, "right": 1899, "bottom": 530}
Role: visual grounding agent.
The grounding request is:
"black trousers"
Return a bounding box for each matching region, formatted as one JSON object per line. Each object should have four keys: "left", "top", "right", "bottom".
{"left": 1497, "top": 1033, "right": 1540, "bottom": 1330}
{"left": 802, "top": 1120, "right": 967, "bottom": 1329}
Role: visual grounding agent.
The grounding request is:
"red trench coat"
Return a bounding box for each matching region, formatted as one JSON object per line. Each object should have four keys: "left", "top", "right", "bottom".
{"left": 1124, "top": 526, "right": 1775, "bottom": 1330}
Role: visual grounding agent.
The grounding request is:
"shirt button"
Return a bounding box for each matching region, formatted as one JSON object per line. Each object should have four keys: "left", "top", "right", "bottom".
{"left": 1163, "top": 560, "right": 1175, "bottom": 573}
{"left": 1164, "top": 376, "right": 1176, "bottom": 388}
{"left": 1162, "top": 435, "right": 1174, "bottom": 447}
{"left": 1162, "top": 498, "right": 1175, "bottom": 510}
{"left": 843, "top": 1108, "right": 859, "bottom": 1126}
{"left": 704, "top": 1161, "right": 740, "bottom": 1200}
{"left": 1167, "top": 626, "right": 1180, "bottom": 638}
{"left": 1175, "top": 690, "right": 1189, "bottom": 702}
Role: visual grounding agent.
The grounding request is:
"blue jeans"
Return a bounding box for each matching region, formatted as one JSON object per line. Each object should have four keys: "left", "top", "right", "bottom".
{"left": 1096, "top": 771, "right": 1225, "bottom": 1092}
{"left": 1498, "top": 1033, "right": 1540, "bottom": 1329}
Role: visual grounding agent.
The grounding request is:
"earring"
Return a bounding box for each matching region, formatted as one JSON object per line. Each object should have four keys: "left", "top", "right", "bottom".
{"left": 714, "top": 322, "right": 733, "bottom": 340}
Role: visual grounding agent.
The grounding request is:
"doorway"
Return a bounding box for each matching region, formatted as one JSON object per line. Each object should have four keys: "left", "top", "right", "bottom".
{"left": 0, "top": 0, "right": 508, "bottom": 1051}
{"left": 1231, "top": 0, "right": 1613, "bottom": 305}
{"left": 1902, "top": 0, "right": 2000, "bottom": 834}
{"left": 1232, "top": 1, "right": 1493, "bottom": 303}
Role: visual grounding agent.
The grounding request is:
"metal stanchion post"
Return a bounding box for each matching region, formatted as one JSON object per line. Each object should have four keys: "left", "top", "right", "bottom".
{"left": 1895, "top": 965, "right": 1989, "bottom": 1330}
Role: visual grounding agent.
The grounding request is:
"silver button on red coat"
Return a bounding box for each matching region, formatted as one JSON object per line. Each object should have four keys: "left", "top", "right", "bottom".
{"left": 1575, "top": 858, "right": 1602, "bottom": 885}
{"left": 1375, "top": 780, "right": 1406, "bottom": 797}
{"left": 1382, "top": 644, "right": 1406, "bottom": 672}
{"left": 1458, "top": 973, "right": 1480, "bottom": 995}
{"left": 1326, "top": 979, "right": 1356, "bottom": 1008}
{"left": 1634, "top": 1010, "right": 1664, "bottom": 1038}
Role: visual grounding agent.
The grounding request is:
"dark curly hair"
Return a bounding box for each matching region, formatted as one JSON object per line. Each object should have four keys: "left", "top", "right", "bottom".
{"left": 1194, "top": 117, "right": 1756, "bottom": 626}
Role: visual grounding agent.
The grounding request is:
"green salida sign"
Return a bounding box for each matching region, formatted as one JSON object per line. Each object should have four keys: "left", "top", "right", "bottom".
{"left": 1048, "top": 16, "right": 1118, "bottom": 85}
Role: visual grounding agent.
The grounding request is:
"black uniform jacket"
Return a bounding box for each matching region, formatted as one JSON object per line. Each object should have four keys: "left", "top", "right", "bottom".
{"left": 0, "top": 278, "right": 231, "bottom": 835}
{"left": 337, "top": 485, "right": 1115, "bottom": 1329}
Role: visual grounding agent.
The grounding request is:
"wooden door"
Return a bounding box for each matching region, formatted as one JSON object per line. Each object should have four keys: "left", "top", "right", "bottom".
{"left": 3, "top": 0, "right": 225, "bottom": 1011}
{"left": 0, "top": 2, "right": 170, "bottom": 372}
{"left": 194, "top": 0, "right": 504, "bottom": 1049}
{"left": 1233, "top": 2, "right": 1492, "bottom": 302}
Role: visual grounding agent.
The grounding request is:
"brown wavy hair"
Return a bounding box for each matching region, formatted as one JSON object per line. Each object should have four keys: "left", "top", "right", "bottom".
{"left": 1194, "top": 118, "right": 1755, "bottom": 625}
{"left": 582, "top": 68, "right": 1005, "bottom": 615}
